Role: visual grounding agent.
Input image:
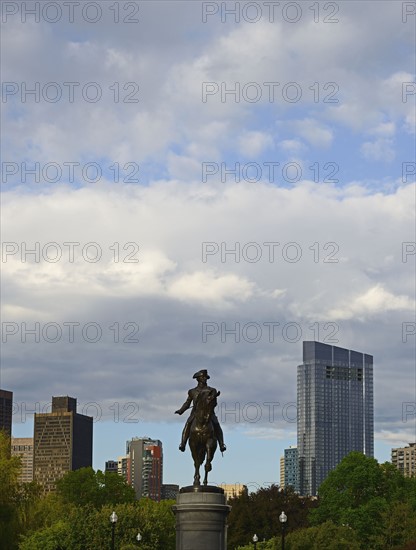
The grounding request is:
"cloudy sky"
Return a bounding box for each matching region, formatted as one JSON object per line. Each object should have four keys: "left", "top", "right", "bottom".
{"left": 1, "top": 0, "right": 415, "bottom": 489}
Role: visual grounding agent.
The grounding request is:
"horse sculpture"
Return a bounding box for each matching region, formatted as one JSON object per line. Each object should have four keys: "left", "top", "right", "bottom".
{"left": 188, "top": 387, "right": 219, "bottom": 486}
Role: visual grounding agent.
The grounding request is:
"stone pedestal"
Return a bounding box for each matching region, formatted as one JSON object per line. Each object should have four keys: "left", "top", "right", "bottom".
{"left": 172, "top": 486, "right": 231, "bottom": 550}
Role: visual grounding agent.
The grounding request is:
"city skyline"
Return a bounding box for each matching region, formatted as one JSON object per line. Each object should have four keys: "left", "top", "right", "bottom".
{"left": 2, "top": 1, "right": 415, "bottom": 490}
{"left": 6, "top": 335, "right": 413, "bottom": 490}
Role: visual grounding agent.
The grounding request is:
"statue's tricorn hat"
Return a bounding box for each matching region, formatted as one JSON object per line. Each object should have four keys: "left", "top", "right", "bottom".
{"left": 193, "top": 369, "right": 210, "bottom": 379}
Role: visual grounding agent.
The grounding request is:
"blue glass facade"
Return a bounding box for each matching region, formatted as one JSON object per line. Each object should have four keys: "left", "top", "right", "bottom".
{"left": 284, "top": 446, "right": 298, "bottom": 489}
{"left": 297, "top": 341, "right": 374, "bottom": 496}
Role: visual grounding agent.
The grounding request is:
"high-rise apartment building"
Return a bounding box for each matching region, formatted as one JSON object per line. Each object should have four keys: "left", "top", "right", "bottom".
{"left": 11, "top": 437, "right": 34, "bottom": 483}
{"left": 282, "top": 446, "right": 298, "bottom": 490}
{"left": 391, "top": 443, "right": 416, "bottom": 477}
{"left": 297, "top": 341, "right": 373, "bottom": 496}
{"left": 33, "top": 396, "right": 93, "bottom": 493}
{"left": 0, "top": 389, "right": 13, "bottom": 436}
{"left": 126, "top": 437, "right": 163, "bottom": 501}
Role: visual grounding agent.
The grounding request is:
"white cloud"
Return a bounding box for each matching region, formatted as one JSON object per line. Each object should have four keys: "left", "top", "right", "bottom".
{"left": 168, "top": 270, "right": 255, "bottom": 307}
{"left": 167, "top": 152, "right": 202, "bottom": 181}
{"left": 292, "top": 118, "right": 333, "bottom": 148}
{"left": 278, "top": 139, "right": 305, "bottom": 154}
{"left": 2, "top": 182, "right": 414, "bottom": 324}
{"left": 327, "top": 284, "right": 415, "bottom": 321}
{"left": 327, "top": 71, "right": 415, "bottom": 133}
{"left": 237, "top": 131, "right": 274, "bottom": 158}
{"left": 369, "top": 122, "right": 396, "bottom": 137}
{"left": 375, "top": 430, "right": 416, "bottom": 448}
{"left": 361, "top": 138, "right": 396, "bottom": 162}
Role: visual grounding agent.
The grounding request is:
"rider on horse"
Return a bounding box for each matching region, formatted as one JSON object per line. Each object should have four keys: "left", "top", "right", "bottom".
{"left": 175, "top": 370, "right": 226, "bottom": 453}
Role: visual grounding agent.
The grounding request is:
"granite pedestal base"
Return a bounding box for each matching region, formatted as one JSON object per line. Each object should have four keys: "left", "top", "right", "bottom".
{"left": 172, "top": 486, "right": 231, "bottom": 550}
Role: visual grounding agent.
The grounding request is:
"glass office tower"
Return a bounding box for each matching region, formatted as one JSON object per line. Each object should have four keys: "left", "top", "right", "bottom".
{"left": 297, "top": 341, "right": 373, "bottom": 496}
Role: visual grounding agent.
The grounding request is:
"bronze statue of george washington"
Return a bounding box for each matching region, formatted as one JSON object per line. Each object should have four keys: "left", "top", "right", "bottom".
{"left": 175, "top": 369, "right": 226, "bottom": 453}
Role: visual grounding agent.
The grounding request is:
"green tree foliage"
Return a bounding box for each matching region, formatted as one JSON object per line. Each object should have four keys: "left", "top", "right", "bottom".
{"left": 310, "top": 451, "right": 384, "bottom": 525}
{"left": 237, "top": 521, "right": 362, "bottom": 550}
{"left": 17, "top": 520, "right": 70, "bottom": 550}
{"left": 19, "top": 500, "right": 176, "bottom": 550}
{"left": 372, "top": 501, "right": 416, "bottom": 549}
{"left": 19, "top": 465, "right": 174, "bottom": 549}
{"left": 395, "top": 541, "right": 416, "bottom": 550}
{"left": 55, "top": 467, "right": 136, "bottom": 507}
{"left": 285, "top": 520, "right": 361, "bottom": 549}
{"left": 234, "top": 454, "right": 416, "bottom": 550}
{"left": 227, "top": 484, "right": 316, "bottom": 549}
{"left": 24, "top": 492, "right": 67, "bottom": 532}
{"left": 0, "top": 431, "right": 41, "bottom": 550}
{"left": 310, "top": 452, "right": 416, "bottom": 549}
{"left": 0, "top": 430, "right": 21, "bottom": 549}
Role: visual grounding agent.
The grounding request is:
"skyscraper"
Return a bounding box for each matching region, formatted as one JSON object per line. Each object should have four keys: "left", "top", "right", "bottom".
{"left": 11, "top": 437, "right": 34, "bottom": 483}
{"left": 33, "top": 396, "right": 93, "bottom": 493}
{"left": 126, "top": 437, "right": 163, "bottom": 501}
{"left": 0, "top": 389, "right": 13, "bottom": 436}
{"left": 297, "top": 341, "right": 373, "bottom": 496}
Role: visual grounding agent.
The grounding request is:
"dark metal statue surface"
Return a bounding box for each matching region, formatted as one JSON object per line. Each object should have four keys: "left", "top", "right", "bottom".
{"left": 175, "top": 370, "right": 226, "bottom": 486}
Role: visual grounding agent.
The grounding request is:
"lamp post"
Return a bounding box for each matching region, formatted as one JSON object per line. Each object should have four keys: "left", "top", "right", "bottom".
{"left": 136, "top": 532, "right": 142, "bottom": 544}
{"left": 252, "top": 533, "right": 258, "bottom": 549}
{"left": 279, "top": 511, "right": 287, "bottom": 550}
{"left": 110, "top": 511, "right": 118, "bottom": 550}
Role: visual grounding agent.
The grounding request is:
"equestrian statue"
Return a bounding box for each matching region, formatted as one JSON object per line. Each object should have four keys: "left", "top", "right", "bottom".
{"left": 175, "top": 370, "right": 226, "bottom": 486}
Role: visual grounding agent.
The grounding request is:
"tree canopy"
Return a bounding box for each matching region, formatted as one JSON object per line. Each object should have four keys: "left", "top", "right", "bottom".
{"left": 310, "top": 452, "right": 416, "bottom": 549}
{"left": 55, "top": 466, "right": 136, "bottom": 507}
{"left": 19, "top": 501, "right": 176, "bottom": 550}
{"left": 227, "top": 484, "right": 316, "bottom": 549}
{"left": 18, "top": 466, "right": 174, "bottom": 550}
{"left": 233, "top": 453, "right": 416, "bottom": 550}
{"left": 0, "top": 431, "right": 40, "bottom": 550}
